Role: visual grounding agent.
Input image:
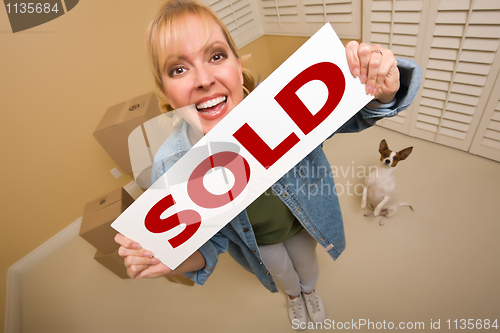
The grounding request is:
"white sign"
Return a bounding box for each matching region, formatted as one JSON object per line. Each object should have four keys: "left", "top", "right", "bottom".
{"left": 111, "top": 23, "right": 373, "bottom": 269}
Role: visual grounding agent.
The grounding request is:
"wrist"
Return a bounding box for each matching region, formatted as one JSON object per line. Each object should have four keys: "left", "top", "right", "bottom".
{"left": 375, "top": 92, "right": 397, "bottom": 105}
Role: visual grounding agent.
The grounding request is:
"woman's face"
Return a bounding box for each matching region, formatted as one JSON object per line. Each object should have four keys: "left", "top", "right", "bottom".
{"left": 161, "top": 15, "right": 244, "bottom": 134}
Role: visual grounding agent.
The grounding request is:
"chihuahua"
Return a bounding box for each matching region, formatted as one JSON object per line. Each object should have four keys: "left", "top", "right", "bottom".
{"left": 361, "top": 139, "right": 413, "bottom": 223}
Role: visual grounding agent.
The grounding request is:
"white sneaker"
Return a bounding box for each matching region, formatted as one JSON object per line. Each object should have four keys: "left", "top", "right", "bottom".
{"left": 303, "top": 290, "right": 326, "bottom": 323}
{"left": 287, "top": 294, "right": 307, "bottom": 331}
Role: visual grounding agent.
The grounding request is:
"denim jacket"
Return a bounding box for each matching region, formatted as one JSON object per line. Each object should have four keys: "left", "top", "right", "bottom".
{"left": 152, "top": 58, "right": 422, "bottom": 292}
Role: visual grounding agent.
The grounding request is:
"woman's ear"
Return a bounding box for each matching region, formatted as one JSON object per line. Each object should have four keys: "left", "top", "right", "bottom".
{"left": 162, "top": 88, "right": 174, "bottom": 109}
{"left": 238, "top": 58, "right": 244, "bottom": 86}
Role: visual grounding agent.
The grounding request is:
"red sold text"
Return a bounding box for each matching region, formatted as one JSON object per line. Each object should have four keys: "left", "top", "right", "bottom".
{"left": 145, "top": 62, "right": 345, "bottom": 248}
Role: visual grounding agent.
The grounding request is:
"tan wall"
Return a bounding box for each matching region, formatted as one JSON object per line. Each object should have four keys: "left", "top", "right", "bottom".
{"left": 0, "top": 1, "right": 161, "bottom": 328}
{"left": 239, "top": 35, "right": 355, "bottom": 83}
{"left": 0, "top": 1, "right": 341, "bottom": 328}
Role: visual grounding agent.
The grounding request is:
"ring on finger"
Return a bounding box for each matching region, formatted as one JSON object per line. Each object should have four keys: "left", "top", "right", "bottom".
{"left": 371, "top": 49, "right": 383, "bottom": 56}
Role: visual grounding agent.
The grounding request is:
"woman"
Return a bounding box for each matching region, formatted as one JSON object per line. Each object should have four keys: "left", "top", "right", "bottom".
{"left": 115, "top": 0, "right": 421, "bottom": 328}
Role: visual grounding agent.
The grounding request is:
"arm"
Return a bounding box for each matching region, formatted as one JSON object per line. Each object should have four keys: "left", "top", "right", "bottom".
{"left": 115, "top": 231, "right": 228, "bottom": 282}
{"left": 335, "top": 44, "right": 422, "bottom": 135}
{"left": 115, "top": 233, "right": 205, "bottom": 279}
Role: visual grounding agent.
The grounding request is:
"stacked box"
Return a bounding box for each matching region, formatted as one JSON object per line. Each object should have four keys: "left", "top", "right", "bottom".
{"left": 94, "top": 250, "right": 129, "bottom": 279}
{"left": 93, "top": 92, "right": 162, "bottom": 175}
{"left": 80, "top": 187, "right": 134, "bottom": 254}
{"left": 80, "top": 188, "right": 135, "bottom": 278}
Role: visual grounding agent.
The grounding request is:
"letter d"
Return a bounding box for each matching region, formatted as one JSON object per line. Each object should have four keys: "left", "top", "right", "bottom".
{"left": 275, "top": 62, "right": 345, "bottom": 135}
{"left": 432, "top": 319, "right": 441, "bottom": 329}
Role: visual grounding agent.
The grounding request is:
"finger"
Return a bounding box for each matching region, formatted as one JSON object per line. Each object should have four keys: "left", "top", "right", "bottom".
{"left": 118, "top": 246, "right": 155, "bottom": 258}
{"left": 124, "top": 254, "right": 160, "bottom": 268}
{"left": 127, "top": 264, "right": 150, "bottom": 279}
{"left": 114, "top": 233, "right": 141, "bottom": 250}
{"left": 137, "top": 262, "right": 173, "bottom": 279}
{"left": 365, "top": 46, "right": 384, "bottom": 95}
{"left": 345, "top": 40, "right": 360, "bottom": 78}
{"left": 357, "top": 43, "right": 373, "bottom": 84}
{"left": 373, "top": 48, "right": 396, "bottom": 96}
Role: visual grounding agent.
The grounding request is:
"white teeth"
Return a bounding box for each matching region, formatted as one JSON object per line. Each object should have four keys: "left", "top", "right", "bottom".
{"left": 196, "top": 96, "right": 226, "bottom": 111}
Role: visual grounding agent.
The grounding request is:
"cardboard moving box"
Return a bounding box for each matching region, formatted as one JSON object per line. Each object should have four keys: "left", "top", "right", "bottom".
{"left": 80, "top": 187, "right": 134, "bottom": 254}
{"left": 94, "top": 92, "right": 163, "bottom": 175}
{"left": 94, "top": 249, "right": 130, "bottom": 279}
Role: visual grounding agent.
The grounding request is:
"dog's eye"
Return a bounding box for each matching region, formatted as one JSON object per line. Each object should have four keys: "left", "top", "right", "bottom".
{"left": 394, "top": 156, "right": 399, "bottom": 160}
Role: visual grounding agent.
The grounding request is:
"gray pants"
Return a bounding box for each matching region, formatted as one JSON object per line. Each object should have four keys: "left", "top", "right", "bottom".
{"left": 259, "top": 229, "right": 319, "bottom": 297}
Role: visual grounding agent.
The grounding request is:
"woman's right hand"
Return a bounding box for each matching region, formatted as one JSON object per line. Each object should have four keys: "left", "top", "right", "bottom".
{"left": 114, "top": 233, "right": 172, "bottom": 279}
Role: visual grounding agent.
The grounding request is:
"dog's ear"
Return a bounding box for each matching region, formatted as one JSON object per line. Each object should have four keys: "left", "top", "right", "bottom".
{"left": 399, "top": 146, "right": 413, "bottom": 160}
{"left": 379, "top": 139, "right": 389, "bottom": 154}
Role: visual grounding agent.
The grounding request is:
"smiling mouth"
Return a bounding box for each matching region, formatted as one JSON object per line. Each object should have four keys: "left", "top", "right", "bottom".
{"left": 196, "top": 96, "right": 227, "bottom": 115}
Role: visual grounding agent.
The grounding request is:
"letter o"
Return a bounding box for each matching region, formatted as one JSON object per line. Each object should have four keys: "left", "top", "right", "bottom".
{"left": 187, "top": 151, "right": 250, "bottom": 208}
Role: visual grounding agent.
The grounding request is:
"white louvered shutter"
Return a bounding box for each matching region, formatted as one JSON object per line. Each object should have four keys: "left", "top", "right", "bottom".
{"left": 259, "top": 0, "right": 361, "bottom": 39}
{"left": 362, "top": 0, "right": 430, "bottom": 133}
{"left": 407, "top": 0, "right": 500, "bottom": 151}
{"left": 204, "top": 0, "right": 264, "bottom": 48}
{"left": 470, "top": 71, "right": 500, "bottom": 162}
{"left": 302, "top": 0, "right": 361, "bottom": 38}
{"left": 260, "top": 0, "right": 301, "bottom": 34}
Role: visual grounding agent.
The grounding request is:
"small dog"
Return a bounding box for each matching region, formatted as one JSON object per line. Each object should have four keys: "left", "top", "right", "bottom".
{"left": 361, "top": 139, "right": 413, "bottom": 224}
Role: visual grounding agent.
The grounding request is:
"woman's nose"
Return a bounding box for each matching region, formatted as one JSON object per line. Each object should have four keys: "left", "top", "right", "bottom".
{"left": 195, "top": 66, "right": 215, "bottom": 89}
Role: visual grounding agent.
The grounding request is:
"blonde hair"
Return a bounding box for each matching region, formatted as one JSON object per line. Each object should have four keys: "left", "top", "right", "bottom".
{"left": 145, "top": 0, "right": 255, "bottom": 112}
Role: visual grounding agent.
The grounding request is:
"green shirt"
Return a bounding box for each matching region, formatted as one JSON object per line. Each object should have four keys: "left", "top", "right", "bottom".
{"left": 246, "top": 188, "right": 304, "bottom": 246}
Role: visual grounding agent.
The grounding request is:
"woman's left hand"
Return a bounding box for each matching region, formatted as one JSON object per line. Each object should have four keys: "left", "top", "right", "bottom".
{"left": 345, "top": 41, "right": 400, "bottom": 104}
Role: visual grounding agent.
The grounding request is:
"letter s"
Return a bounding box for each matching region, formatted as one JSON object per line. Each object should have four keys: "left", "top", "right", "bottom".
{"left": 144, "top": 194, "right": 202, "bottom": 248}
{"left": 275, "top": 62, "right": 345, "bottom": 135}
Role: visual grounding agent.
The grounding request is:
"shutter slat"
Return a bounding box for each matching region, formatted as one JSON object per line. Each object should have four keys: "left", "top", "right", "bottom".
{"left": 420, "top": 106, "right": 442, "bottom": 117}
{"left": 425, "top": 69, "right": 453, "bottom": 82}
{"left": 418, "top": 114, "right": 440, "bottom": 126}
{"left": 462, "top": 38, "right": 500, "bottom": 52}
{"left": 424, "top": 79, "right": 450, "bottom": 91}
{"left": 438, "top": 0, "right": 470, "bottom": 11}
{"left": 392, "top": 23, "right": 420, "bottom": 35}
{"left": 394, "top": 11, "right": 421, "bottom": 24}
{"left": 421, "top": 97, "right": 445, "bottom": 109}
{"left": 394, "top": 0, "right": 422, "bottom": 11}
{"left": 448, "top": 93, "right": 479, "bottom": 106}
{"left": 416, "top": 122, "right": 438, "bottom": 133}
{"left": 469, "top": 10, "right": 500, "bottom": 25}
{"left": 467, "top": 25, "right": 500, "bottom": 39}
{"left": 474, "top": 0, "right": 500, "bottom": 10}
{"left": 460, "top": 50, "right": 496, "bottom": 64}
{"left": 484, "top": 129, "right": 500, "bottom": 141}
{"left": 451, "top": 83, "right": 483, "bottom": 97}
{"left": 456, "top": 62, "right": 491, "bottom": 75}
{"left": 427, "top": 59, "right": 455, "bottom": 71}
{"left": 446, "top": 102, "right": 476, "bottom": 115}
{"left": 491, "top": 110, "right": 500, "bottom": 121}
{"left": 436, "top": 11, "right": 468, "bottom": 24}
{"left": 422, "top": 88, "right": 447, "bottom": 101}
{"left": 429, "top": 48, "right": 459, "bottom": 61}
{"left": 444, "top": 111, "right": 473, "bottom": 124}
{"left": 434, "top": 24, "right": 465, "bottom": 37}
{"left": 481, "top": 137, "right": 500, "bottom": 150}
{"left": 487, "top": 119, "right": 500, "bottom": 131}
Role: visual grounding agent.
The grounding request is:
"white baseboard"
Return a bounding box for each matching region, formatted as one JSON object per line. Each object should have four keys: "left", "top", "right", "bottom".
{"left": 4, "top": 182, "right": 142, "bottom": 333}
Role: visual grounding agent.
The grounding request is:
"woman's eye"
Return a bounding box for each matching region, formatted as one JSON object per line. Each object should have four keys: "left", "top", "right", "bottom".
{"left": 169, "top": 66, "right": 186, "bottom": 77}
{"left": 211, "top": 51, "right": 227, "bottom": 62}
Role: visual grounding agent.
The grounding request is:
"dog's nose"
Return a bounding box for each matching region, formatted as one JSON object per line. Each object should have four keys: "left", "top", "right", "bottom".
{"left": 384, "top": 159, "right": 391, "bottom": 165}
